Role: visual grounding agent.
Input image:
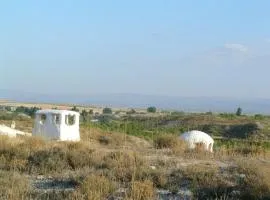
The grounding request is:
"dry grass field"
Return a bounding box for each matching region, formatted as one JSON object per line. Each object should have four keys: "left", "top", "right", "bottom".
{"left": 0, "top": 116, "right": 270, "bottom": 200}
{"left": 0, "top": 100, "right": 148, "bottom": 114}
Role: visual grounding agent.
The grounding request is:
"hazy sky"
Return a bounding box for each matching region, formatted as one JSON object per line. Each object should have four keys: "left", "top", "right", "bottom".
{"left": 1, "top": 1, "right": 270, "bottom": 98}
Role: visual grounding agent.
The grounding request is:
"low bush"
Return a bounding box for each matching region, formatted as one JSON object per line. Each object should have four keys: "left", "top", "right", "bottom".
{"left": 102, "top": 151, "right": 146, "bottom": 182}
{"left": 27, "top": 147, "right": 70, "bottom": 174}
{"left": 67, "top": 148, "right": 96, "bottom": 170}
{"left": 129, "top": 180, "right": 155, "bottom": 200}
{"left": 154, "top": 134, "right": 178, "bottom": 149}
{"left": 236, "top": 160, "right": 270, "bottom": 199}
{"left": 73, "top": 174, "right": 115, "bottom": 200}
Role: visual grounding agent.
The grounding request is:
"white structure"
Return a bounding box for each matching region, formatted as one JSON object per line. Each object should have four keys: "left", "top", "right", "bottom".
{"left": 32, "top": 110, "right": 80, "bottom": 141}
{"left": 0, "top": 124, "right": 30, "bottom": 137}
{"left": 179, "top": 130, "right": 214, "bottom": 152}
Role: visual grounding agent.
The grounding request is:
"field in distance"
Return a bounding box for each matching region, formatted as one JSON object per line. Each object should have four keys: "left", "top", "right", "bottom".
{"left": 0, "top": 100, "right": 270, "bottom": 199}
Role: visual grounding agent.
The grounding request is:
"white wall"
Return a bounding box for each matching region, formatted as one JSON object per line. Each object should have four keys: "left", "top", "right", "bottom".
{"left": 32, "top": 111, "right": 80, "bottom": 141}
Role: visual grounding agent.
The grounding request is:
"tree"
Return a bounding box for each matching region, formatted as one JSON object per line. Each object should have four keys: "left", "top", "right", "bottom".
{"left": 103, "top": 107, "right": 112, "bottom": 114}
{"left": 15, "top": 106, "right": 40, "bottom": 117}
{"left": 236, "top": 107, "right": 242, "bottom": 116}
{"left": 71, "top": 106, "right": 79, "bottom": 112}
{"left": 81, "top": 109, "right": 88, "bottom": 122}
{"left": 5, "top": 106, "right": 11, "bottom": 112}
{"left": 126, "top": 109, "right": 136, "bottom": 114}
{"left": 147, "top": 106, "right": 157, "bottom": 113}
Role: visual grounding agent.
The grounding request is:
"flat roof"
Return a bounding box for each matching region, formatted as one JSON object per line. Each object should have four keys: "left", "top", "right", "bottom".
{"left": 36, "top": 109, "right": 80, "bottom": 115}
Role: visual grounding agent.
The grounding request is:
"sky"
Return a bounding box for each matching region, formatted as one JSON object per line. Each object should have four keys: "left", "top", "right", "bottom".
{"left": 1, "top": 0, "right": 270, "bottom": 99}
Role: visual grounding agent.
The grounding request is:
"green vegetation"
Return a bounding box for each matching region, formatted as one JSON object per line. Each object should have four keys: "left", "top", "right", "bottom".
{"left": 15, "top": 106, "right": 41, "bottom": 117}
{"left": 103, "top": 107, "right": 113, "bottom": 114}
{"left": 0, "top": 106, "right": 41, "bottom": 120}
{"left": 85, "top": 112, "right": 270, "bottom": 142}
{"left": 147, "top": 106, "right": 157, "bottom": 113}
{"left": 71, "top": 106, "right": 79, "bottom": 112}
{"left": 236, "top": 107, "right": 243, "bottom": 116}
{"left": 0, "top": 109, "right": 270, "bottom": 199}
{"left": 126, "top": 109, "right": 136, "bottom": 114}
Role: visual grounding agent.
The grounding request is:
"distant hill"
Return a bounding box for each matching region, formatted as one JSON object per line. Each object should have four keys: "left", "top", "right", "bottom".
{"left": 1, "top": 89, "right": 270, "bottom": 114}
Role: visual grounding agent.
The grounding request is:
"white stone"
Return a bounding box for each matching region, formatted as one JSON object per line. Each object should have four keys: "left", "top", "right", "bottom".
{"left": 179, "top": 130, "right": 214, "bottom": 152}
{"left": 0, "top": 124, "right": 30, "bottom": 137}
{"left": 150, "top": 165, "right": 156, "bottom": 170}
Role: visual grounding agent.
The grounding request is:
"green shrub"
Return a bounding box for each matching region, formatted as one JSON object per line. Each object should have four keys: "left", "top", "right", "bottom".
{"left": 103, "top": 107, "right": 112, "bottom": 114}
{"left": 147, "top": 107, "right": 157, "bottom": 113}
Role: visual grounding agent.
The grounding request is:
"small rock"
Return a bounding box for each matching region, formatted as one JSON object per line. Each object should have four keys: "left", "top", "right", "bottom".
{"left": 150, "top": 165, "right": 156, "bottom": 170}
{"left": 178, "top": 188, "right": 193, "bottom": 197}
{"left": 238, "top": 174, "right": 246, "bottom": 179}
{"left": 37, "top": 175, "right": 44, "bottom": 180}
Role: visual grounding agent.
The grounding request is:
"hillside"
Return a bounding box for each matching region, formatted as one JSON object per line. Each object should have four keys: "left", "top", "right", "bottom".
{"left": 0, "top": 112, "right": 270, "bottom": 199}
{"left": 2, "top": 90, "right": 270, "bottom": 114}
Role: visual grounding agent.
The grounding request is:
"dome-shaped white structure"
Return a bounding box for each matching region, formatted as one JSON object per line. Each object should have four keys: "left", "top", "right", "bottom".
{"left": 179, "top": 130, "right": 214, "bottom": 152}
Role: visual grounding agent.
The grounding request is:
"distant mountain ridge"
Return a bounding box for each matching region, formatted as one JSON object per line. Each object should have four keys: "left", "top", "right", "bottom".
{"left": 1, "top": 89, "right": 270, "bottom": 114}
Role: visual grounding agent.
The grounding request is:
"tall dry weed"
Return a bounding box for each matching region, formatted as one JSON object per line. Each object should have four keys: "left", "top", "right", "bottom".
{"left": 73, "top": 174, "right": 115, "bottom": 200}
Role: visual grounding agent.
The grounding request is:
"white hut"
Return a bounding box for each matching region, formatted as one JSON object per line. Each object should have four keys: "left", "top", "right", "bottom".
{"left": 32, "top": 110, "right": 80, "bottom": 141}
{"left": 179, "top": 130, "right": 214, "bottom": 152}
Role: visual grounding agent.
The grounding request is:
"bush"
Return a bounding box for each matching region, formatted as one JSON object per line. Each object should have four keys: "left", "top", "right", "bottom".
{"left": 103, "top": 107, "right": 112, "bottom": 114}
{"left": 127, "top": 109, "right": 136, "bottom": 114}
{"left": 15, "top": 106, "right": 41, "bottom": 117}
{"left": 147, "top": 107, "right": 157, "bottom": 113}
{"left": 74, "top": 174, "right": 115, "bottom": 200}
{"left": 102, "top": 151, "right": 146, "bottom": 182}
{"left": 129, "top": 180, "right": 155, "bottom": 200}
{"left": 0, "top": 113, "right": 14, "bottom": 120}
{"left": 219, "top": 113, "right": 236, "bottom": 119}
{"left": 27, "top": 147, "right": 70, "bottom": 174}
{"left": 254, "top": 114, "right": 265, "bottom": 120}
{"left": 227, "top": 123, "right": 259, "bottom": 138}
{"left": 154, "top": 134, "right": 178, "bottom": 149}
{"left": 236, "top": 161, "right": 270, "bottom": 199}
{"left": 71, "top": 106, "right": 79, "bottom": 112}
{"left": 67, "top": 148, "right": 96, "bottom": 170}
{"left": 98, "top": 135, "right": 110, "bottom": 145}
{"left": 0, "top": 138, "right": 29, "bottom": 171}
{"left": 145, "top": 169, "right": 168, "bottom": 188}
{"left": 236, "top": 107, "right": 242, "bottom": 116}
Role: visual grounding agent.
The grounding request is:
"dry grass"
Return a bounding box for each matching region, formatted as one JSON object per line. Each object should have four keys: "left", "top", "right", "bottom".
{"left": 80, "top": 125, "right": 126, "bottom": 147}
{"left": 0, "top": 171, "right": 30, "bottom": 200}
{"left": 154, "top": 134, "right": 178, "bottom": 149}
{"left": 0, "top": 118, "right": 33, "bottom": 133}
{"left": 128, "top": 180, "right": 155, "bottom": 200}
{"left": 72, "top": 174, "right": 115, "bottom": 200}
{"left": 1, "top": 118, "right": 270, "bottom": 199}
{"left": 102, "top": 151, "right": 146, "bottom": 182}
{"left": 216, "top": 145, "right": 267, "bottom": 158}
{"left": 154, "top": 134, "right": 186, "bottom": 155}
{"left": 235, "top": 159, "right": 270, "bottom": 199}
